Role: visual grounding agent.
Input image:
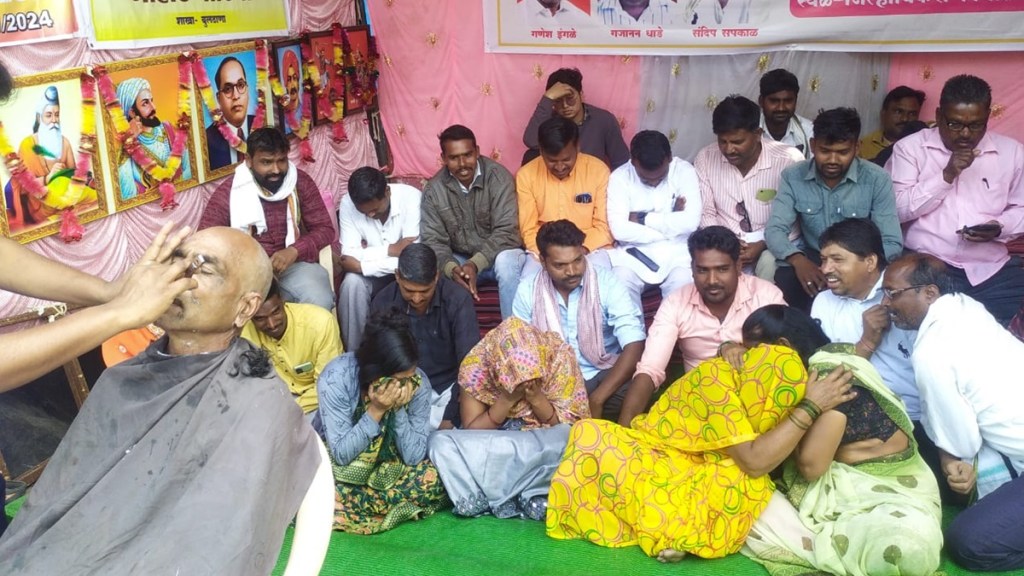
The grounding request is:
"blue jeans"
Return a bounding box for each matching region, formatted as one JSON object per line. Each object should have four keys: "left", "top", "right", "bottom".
{"left": 946, "top": 474, "right": 1024, "bottom": 571}
{"left": 453, "top": 249, "right": 524, "bottom": 319}
{"left": 278, "top": 261, "right": 334, "bottom": 311}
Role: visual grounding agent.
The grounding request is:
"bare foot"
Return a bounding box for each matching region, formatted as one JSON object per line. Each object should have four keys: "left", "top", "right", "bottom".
{"left": 657, "top": 549, "right": 687, "bottom": 563}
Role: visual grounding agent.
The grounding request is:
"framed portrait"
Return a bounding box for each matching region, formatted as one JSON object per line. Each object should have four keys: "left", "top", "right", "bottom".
{"left": 100, "top": 53, "right": 200, "bottom": 212}
{"left": 194, "top": 42, "right": 265, "bottom": 182}
{"left": 308, "top": 31, "right": 344, "bottom": 127}
{"left": 271, "top": 39, "right": 312, "bottom": 137}
{"left": 0, "top": 69, "right": 108, "bottom": 243}
{"left": 343, "top": 26, "right": 374, "bottom": 117}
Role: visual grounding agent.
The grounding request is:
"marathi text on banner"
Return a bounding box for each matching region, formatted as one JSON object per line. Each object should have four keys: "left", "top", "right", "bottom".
{"left": 0, "top": 0, "right": 77, "bottom": 47}
{"left": 86, "top": 0, "right": 289, "bottom": 49}
{"left": 485, "top": 0, "right": 1024, "bottom": 55}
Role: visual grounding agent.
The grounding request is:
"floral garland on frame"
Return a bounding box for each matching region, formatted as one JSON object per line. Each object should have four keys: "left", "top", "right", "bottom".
{"left": 189, "top": 43, "right": 269, "bottom": 162}
{"left": 327, "top": 23, "right": 349, "bottom": 143}
{"left": 0, "top": 72, "right": 98, "bottom": 242}
{"left": 269, "top": 43, "right": 313, "bottom": 161}
{"left": 94, "top": 55, "right": 192, "bottom": 210}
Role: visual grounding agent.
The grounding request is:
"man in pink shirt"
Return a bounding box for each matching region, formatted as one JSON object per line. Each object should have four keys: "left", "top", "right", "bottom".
{"left": 696, "top": 96, "right": 804, "bottom": 281}
{"left": 617, "top": 226, "right": 785, "bottom": 425}
{"left": 890, "top": 74, "right": 1024, "bottom": 325}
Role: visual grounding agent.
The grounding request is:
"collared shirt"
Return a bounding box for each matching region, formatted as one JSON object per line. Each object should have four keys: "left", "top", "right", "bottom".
{"left": 596, "top": 0, "right": 677, "bottom": 26}
{"left": 370, "top": 277, "right": 481, "bottom": 393}
{"left": 890, "top": 128, "right": 1024, "bottom": 285}
{"left": 421, "top": 156, "right": 521, "bottom": 278}
{"left": 318, "top": 353, "right": 432, "bottom": 466}
{"left": 696, "top": 138, "right": 804, "bottom": 238}
{"left": 520, "top": 0, "right": 590, "bottom": 27}
{"left": 766, "top": 157, "right": 903, "bottom": 261}
{"left": 516, "top": 152, "right": 613, "bottom": 254}
{"left": 913, "top": 293, "right": 1024, "bottom": 493}
{"left": 512, "top": 265, "right": 646, "bottom": 380}
{"left": 522, "top": 102, "right": 630, "bottom": 169}
{"left": 199, "top": 167, "right": 335, "bottom": 263}
{"left": 339, "top": 182, "right": 421, "bottom": 277}
{"left": 759, "top": 113, "right": 814, "bottom": 159}
{"left": 241, "top": 302, "right": 343, "bottom": 413}
{"left": 635, "top": 274, "right": 785, "bottom": 384}
{"left": 859, "top": 128, "right": 891, "bottom": 161}
{"left": 453, "top": 163, "right": 482, "bottom": 195}
{"left": 811, "top": 276, "right": 919, "bottom": 420}
{"left": 607, "top": 157, "right": 702, "bottom": 283}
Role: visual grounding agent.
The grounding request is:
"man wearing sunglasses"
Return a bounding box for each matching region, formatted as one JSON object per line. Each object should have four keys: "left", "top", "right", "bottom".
{"left": 889, "top": 74, "right": 1024, "bottom": 326}
{"left": 205, "top": 56, "right": 256, "bottom": 171}
{"left": 881, "top": 252, "right": 1024, "bottom": 573}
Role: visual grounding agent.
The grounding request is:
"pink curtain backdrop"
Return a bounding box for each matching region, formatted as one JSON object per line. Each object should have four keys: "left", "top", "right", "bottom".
{"left": 888, "top": 52, "right": 1024, "bottom": 142}
{"left": 366, "top": 0, "right": 643, "bottom": 178}
{"left": 0, "top": 0, "right": 380, "bottom": 326}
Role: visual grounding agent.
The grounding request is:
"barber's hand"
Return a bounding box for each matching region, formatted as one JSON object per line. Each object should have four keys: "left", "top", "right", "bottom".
{"left": 543, "top": 82, "right": 574, "bottom": 102}
{"left": 270, "top": 246, "right": 299, "bottom": 275}
{"left": 739, "top": 240, "right": 766, "bottom": 268}
{"left": 387, "top": 236, "right": 417, "bottom": 258}
{"left": 962, "top": 220, "right": 1002, "bottom": 243}
{"left": 720, "top": 341, "right": 746, "bottom": 371}
{"left": 791, "top": 254, "right": 827, "bottom": 297}
{"left": 107, "top": 222, "right": 197, "bottom": 329}
{"left": 943, "top": 148, "right": 979, "bottom": 183}
{"left": 861, "top": 305, "right": 891, "bottom": 349}
{"left": 453, "top": 262, "right": 479, "bottom": 301}
{"left": 944, "top": 459, "right": 977, "bottom": 495}
{"left": 804, "top": 366, "right": 857, "bottom": 413}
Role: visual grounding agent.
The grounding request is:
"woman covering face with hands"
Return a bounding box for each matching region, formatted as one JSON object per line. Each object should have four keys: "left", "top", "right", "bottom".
{"left": 315, "top": 307, "right": 450, "bottom": 534}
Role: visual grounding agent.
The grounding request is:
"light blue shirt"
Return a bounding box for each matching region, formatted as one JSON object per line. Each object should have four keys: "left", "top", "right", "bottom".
{"left": 512, "top": 264, "right": 646, "bottom": 380}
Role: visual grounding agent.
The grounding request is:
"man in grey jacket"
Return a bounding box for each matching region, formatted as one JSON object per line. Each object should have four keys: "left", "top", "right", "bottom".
{"left": 421, "top": 124, "right": 525, "bottom": 318}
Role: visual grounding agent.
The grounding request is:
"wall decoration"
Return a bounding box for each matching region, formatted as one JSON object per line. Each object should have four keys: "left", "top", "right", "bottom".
{"left": 192, "top": 42, "right": 267, "bottom": 182}
{"left": 270, "top": 39, "right": 312, "bottom": 139}
{"left": 341, "top": 26, "right": 377, "bottom": 117}
{"left": 0, "top": 69, "right": 107, "bottom": 243}
{"left": 0, "top": 0, "right": 77, "bottom": 48}
{"left": 96, "top": 53, "right": 198, "bottom": 211}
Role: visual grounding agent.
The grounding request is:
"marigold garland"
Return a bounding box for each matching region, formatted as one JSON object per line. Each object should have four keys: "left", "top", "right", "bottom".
{"left": 253, "top": 40, "right": 270, "bottom": 131}
{"left": 190, "top": 51, "right": 246, "bottom": 157}
{"left": 329, "top": 23, "right": 348, "bottom": 143}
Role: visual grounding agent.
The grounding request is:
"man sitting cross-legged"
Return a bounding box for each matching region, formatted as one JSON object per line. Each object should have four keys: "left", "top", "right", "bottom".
{"left": 371, "top": 244, "right": 480, "bottom": 430}
{"left": 513, "top": 219, "right": 645, "bottom": 422}
{"left": 0, "top": 227, "right": 334, "bottom": 576}
{"left": 241, "top": 278, "right": 343, "bottom": 425}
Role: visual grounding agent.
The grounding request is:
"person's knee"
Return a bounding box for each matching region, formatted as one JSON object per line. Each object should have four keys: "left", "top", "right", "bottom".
{"left": 493, "top": 249, "right": 524, "bottom": 282}
{"left": 946, "top": 511, "right": 1023, "bottom": 571}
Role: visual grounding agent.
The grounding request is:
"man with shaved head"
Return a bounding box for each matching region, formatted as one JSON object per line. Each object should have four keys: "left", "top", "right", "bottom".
{"left": 0, "top": 227, "right": 334, "bottom": 576}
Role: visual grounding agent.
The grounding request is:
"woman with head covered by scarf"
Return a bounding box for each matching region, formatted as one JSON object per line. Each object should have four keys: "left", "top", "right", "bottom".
{"left": 428, "top": 316, "right": 590, "bottom": 520}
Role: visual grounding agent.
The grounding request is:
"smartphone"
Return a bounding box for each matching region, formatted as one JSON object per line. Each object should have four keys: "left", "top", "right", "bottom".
{"left": 960, "top": 223, "right": 1001, "bottom": 235}
{"left": 626, "top": 247, "right": 660, "bottom": 272}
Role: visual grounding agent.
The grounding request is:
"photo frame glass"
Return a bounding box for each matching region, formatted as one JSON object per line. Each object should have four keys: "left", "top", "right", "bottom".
{"left": 195, "top": 44, "right": 262, "bottom": 182}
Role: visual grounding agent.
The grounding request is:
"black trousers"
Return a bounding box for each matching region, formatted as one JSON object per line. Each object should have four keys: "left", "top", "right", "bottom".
{"left": 945, "top": 259, "right": 1024, "bottom": 326}
{"left": 774, "top": 251, "right": 822, "bottom": 313}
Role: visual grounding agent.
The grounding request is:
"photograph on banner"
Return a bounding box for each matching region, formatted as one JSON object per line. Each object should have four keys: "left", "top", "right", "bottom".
{"left": 271, "top": 39, "right": 311, "bottom": 137}
{"left": 342, "top": 26, "right": 375, "bottom": 117}
{"left": 308, "top": 30, "right": 345, "bottom": 127}
{"left": 100, "top": 54, "right": 198, "bottom": 211}
{"left": 484, "top": 0, "right": 1024, "bottom": 55}
{"left": 86, "top": 0, "right": 289, "bottom": 49}
{"left": 194, "top": 43, "right": 265, "bottom": 181}
{"left": 0, "top": 69, "right": 107, "bottom": 242}
{"left": 0, "top": 0, "right": 77, "bottom": 48}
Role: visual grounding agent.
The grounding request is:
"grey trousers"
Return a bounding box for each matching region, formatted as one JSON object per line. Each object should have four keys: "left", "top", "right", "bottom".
{"left": 338, "top": 273, "right": 394, "bottom": 351}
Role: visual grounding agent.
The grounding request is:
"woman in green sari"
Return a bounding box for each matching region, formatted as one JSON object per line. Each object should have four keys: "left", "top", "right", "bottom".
{"left": 317, "top": 308, "right": 450, "bottom": 534}
{"left": 739, "top": 305, "right": 943, "bottom": 576}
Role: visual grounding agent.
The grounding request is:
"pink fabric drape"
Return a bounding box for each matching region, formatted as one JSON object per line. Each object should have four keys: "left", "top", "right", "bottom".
{"left": 0, "top": 0, "right": 378, "bottom": 325}
{"left": 888, "top": 52, "right": 1024, "bottom": 141}
{"left": 366, "top": 0, "right": 643, "bottom": 178}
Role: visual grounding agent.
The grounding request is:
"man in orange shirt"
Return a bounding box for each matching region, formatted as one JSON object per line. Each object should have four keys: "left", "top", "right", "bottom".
{"left": 517, "top": 116, "right": 613, "bottom": 279}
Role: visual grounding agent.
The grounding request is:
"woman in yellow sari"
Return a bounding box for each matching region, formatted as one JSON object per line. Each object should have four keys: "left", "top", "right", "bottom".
{"left": 546, "top": 307, "right": 857, "bottom": 562}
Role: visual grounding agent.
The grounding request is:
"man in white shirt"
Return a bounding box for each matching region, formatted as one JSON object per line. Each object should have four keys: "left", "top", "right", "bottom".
{"left": 758, "top": 69, "right": 814, "bottom": 159}
{"left": 338, "top": 167, "right": 420, "bottom": 351}
{"left": 520, "top": 0, "right": 589, "bottom": 28}
{"left": 607, "top": 130, "right": 701, "bottom": 310}
{"left": 882, "top": 252, "right": 1024, "bottom": 572}
{"left": 595, "top": 0, "right": 677, "bottom": 26}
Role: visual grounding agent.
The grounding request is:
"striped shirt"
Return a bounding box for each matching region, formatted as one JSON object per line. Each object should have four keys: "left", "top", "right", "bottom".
{"left": 596, "top": 0, "right": 676, "bottom": 26}
{"left": 695, "top": 138, "right": 804, "bottom": 236}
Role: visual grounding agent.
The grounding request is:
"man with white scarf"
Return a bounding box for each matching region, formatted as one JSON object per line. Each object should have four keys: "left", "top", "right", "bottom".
{"left": 512, "top": 219, "right": 645, "bottom": 422}
{"left": 199, "top": 127, "right": 335, "bottom": 311}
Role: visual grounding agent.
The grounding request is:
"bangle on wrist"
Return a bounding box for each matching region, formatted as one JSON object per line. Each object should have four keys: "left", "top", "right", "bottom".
{"left": 797, "top": 398, "right": 822, "bottom": 420}
{"left": 858, "top": 339, "right": 877, "bottom": 354}
{"left": 789, "top": 412, "right": 811, "bottom": 430}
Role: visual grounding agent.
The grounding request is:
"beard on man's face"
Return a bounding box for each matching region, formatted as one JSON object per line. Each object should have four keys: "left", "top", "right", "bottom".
{"left": 254, "top": 171, "right": 286, "bottom": 193}
{"left": 131, "top": 105, "right": 162, "bottom": 128}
